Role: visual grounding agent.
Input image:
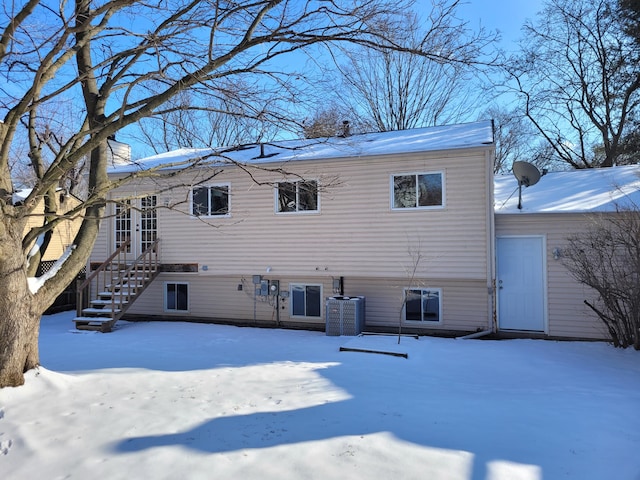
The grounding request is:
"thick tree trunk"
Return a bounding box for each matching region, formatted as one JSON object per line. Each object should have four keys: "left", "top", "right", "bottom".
{"left": 0, "top": 288, "right": 41, "bottom": 388}
{"left": 0, "top": 202, "right": 104, "bottom": 388}
{"left": 0, "top": 225, "right": 42, "bottom": 387}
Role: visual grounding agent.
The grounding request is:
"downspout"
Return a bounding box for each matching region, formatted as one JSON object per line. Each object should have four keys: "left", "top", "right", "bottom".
{"left": 461, "top": 143, "right": 498, "bottom": 341}
{"left": 459, "top": 328, "right": 494, "bottom": 340}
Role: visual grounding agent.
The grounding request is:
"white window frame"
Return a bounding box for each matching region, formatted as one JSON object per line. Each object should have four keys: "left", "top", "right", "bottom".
{"left": 391, "top": 171, "right": 445, "bottom": 210}
{"left": 164, "top": 282, "right": 190, "bottom": 313}
{"left": 275, "top": 180, "right": 319, "bottom": 214}
{"left": 191, "top": 183, "right": 231, "bottom": 218}
{"left": 403, "top": 287, "right": 442, "bottom": 324}
{"left": 290, "top": 283, "right": 323, "bottom": 318}
{"left": 113, "top": 198, "right": 132, "bottom": 252}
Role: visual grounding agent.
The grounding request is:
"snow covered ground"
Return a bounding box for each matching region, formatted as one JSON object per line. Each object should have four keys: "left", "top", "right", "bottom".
{"left": 2, "top": 311, "right": 639, "bottom": 480}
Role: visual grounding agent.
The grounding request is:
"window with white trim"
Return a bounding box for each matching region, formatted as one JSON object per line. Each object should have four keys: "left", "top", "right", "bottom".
{"left": 392, "top": 172, "right": 443, "bottom": 209}
{"left": 276, "top": 180, "right": 318, "bottom": 213}
{"left": 165, "top": 282, "right": 189, "bottom": 312}
{"left": 404, "top": 288, "right": 441, "bottom": 323}
{"left": 290, "top": 284, "right": 322, "bottom": 318}
{"left": 114, "top": 199, "right": 132, "bottom": 252}
{"left": 192, "top": 184, "right": 229, "bottom": 216}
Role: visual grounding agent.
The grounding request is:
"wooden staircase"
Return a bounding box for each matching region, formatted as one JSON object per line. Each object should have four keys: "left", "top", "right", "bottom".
{"left": 74, "top": 239, "right": 160, "bottom": 332}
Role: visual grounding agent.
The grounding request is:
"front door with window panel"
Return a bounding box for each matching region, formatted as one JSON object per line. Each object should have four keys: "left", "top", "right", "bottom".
{"left": 114, "top": 196, "right": 157, "bottom": 257}
{"left": 497, "top": 236, "right": 546, "bottom": 332}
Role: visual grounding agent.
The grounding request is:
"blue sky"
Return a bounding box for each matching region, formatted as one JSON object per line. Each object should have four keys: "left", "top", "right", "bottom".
{"left": 458, "top": 0, "right": 545, "bottom": 50}
{"left": 123, "top": 1, "right": 548, "bottom": 157}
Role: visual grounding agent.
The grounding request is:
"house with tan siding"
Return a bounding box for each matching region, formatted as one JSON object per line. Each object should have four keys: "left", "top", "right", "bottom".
{"left": 79, "top": 121, "right": 496, "bottom": 334}
{"left": 494, "top": 164, "right": 640, "bottom": 340}
{"left": 15, "top": 188, "right": 82, "bottom": 262}
{"left": 15, "top": 188, "right": 84, "bottom": 312}
{"left": 78, "top": 120, "right": 640, "bottom": 341}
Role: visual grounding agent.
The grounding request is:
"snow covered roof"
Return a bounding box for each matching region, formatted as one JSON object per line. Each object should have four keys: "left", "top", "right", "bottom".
{"left": 494, "top": 164, "right": 640, "bottom": 214}
{"left": 12, "top": 188, "right": 32, "bottom": 203}
{"left": 110, "top": 120, "right": 494, "bottom": 173}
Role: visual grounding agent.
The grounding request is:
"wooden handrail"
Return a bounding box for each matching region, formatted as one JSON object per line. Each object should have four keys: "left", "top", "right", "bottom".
{"left": 108, "top": 238, "right": 160, "bottom": 320}
{"left": 77, "top": 239, "right": 132, "bottom": 318}
{"left": 75, "top": 237, "right": 160, "bottom": 330}
{"left": 78, "top": 239, "right": 131, "bottom": 291}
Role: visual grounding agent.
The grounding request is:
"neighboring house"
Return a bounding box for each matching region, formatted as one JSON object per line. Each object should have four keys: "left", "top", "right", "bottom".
{"left": 15, "top": 188, "right": 84, "bottom": 312}
{"left": 79, "top": 120, "right": 640, "bottom": 340}
{"left": 494, "top": 165, "right": 640, "bottom": 340}
{"left": 14, "top": 188, "right": 82, "bottom": 262}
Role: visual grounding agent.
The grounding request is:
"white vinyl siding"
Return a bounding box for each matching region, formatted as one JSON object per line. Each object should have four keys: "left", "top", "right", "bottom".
{"left": 125, "top": 275, "right": 490, "bottom": 333}
{"left": 99, "top": 146, "right": 494, "bottom": 334}
{"left": 495, "top": 213, "right": 605, "bottom": 339}
{"left": 290, "top": 284, "right": 322, "bottom": 318}
{"left": 105, "top": 149, "right": 491, "bottom": 280}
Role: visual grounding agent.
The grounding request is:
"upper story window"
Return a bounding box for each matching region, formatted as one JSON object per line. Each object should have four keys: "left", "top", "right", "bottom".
{"left": 192, "top": 184, "right": 229, "bottom": 217}
{"left": 276, "top": 180, "right": 318, "bottom": 213}
{"left": 392, "top": 172, "right": 444, "bottom": 209}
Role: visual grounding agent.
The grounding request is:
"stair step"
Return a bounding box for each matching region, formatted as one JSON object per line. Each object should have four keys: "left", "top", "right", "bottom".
{"left": 91, "top": 299, "right": 128, "bottom": 306}
{"left": 74, "top": 316, "right": 111, "bottom": 322}
{"left": 73, "top": 317, "right": 113, "bottom": 333}
{"left": 105, "top": 283, "right": 144, "bottom": 291}
{"left": 82, "top": 307, "right": 121, "bottom": 315}
{"left": 98, "top": 291, "right": 131, "bottom": 298}
{"left": 112, "top": 276, "right": 151, "bottom": 282}
{"left": 108, "top": 277, "right": 149, "bottom": 284}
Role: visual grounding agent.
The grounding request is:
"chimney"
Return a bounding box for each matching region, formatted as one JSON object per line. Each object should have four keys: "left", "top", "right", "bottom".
{"left": 342, "top": 120, "right": 350, "bottom": 137}
{"left": 107, "top": 138, "right": 131, "bottom": 166}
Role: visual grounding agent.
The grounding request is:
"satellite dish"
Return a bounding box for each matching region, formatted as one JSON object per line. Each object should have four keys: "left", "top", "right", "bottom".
{"left": 512, "top": 161, "right": 541, "bottom": 209}
{"left": 513, "top": 161, "right": 541, "bottom": 187}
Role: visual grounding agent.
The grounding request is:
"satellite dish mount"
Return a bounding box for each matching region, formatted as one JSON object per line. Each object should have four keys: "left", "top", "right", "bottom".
{"left": 512, "top": 161, "right": 541, "bottom": 210}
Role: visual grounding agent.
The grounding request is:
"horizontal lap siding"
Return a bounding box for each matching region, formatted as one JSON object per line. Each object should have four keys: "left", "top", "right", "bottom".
{"left": 135, "top": 149, "right": 492, "bottom": 281}
{"left": 91, "top": 217, "right": 109, "bottom": 262}
{"left": 346, "top": 277, "right": 490, "bottom": 332}
{"left": 23, "top": 196, "right": 83, "bottom": 261}
{"left": 126, "top": 274, "right": 334, "bottom": 327}
{"left": 495, "top": 213, "right": 605, "bottom": 339}
{"left": 125, "top": 274, "right": 489, "bottom": 333}
{"left": 102, "top": 147, "right": 493, "bottom": 333}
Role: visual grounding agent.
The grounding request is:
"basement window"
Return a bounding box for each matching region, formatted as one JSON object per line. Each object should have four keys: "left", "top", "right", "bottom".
{"left": 404, "top": 288, "right": 441, "bottom": 323}
{"left": 165, "top": 282, "right": 189, "bottom": 312}
{"left": 290, "top": 284, "right": 322, "bottom": 318}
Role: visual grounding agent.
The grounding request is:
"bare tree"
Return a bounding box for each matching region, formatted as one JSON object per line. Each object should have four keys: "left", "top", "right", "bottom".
{"left": 302, "top": 104, "right": 360, "bottom": 139}
{"left": 486, "top": 105, "right": 569, "bottom": 174}
{"left": 0, "top": 0, "right": 471, "bottom": 388}
{"left": 325, "top": 2, "right": 497, "bottom": 132}
{"left": 485, "top": 106, "right": 532, "bottom": 174}
{"left": 620, "top": 0, "right": 640, "bottom": 43}
{"left": 504, "top": 0, "right": 640, "bottom": 168}
{"left": 562, "top": 208, "right": 640, "bottom": 349}
{"left": 136, "top": 82, "right": 282, "bottom": 154}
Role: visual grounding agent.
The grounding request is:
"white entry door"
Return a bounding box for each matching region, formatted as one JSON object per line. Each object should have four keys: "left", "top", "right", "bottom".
{"left": 497, "top": 236, "right": 546, "bottom": 332}
{"left": 113, "top": 196, "right": 158, "bottom": 257}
